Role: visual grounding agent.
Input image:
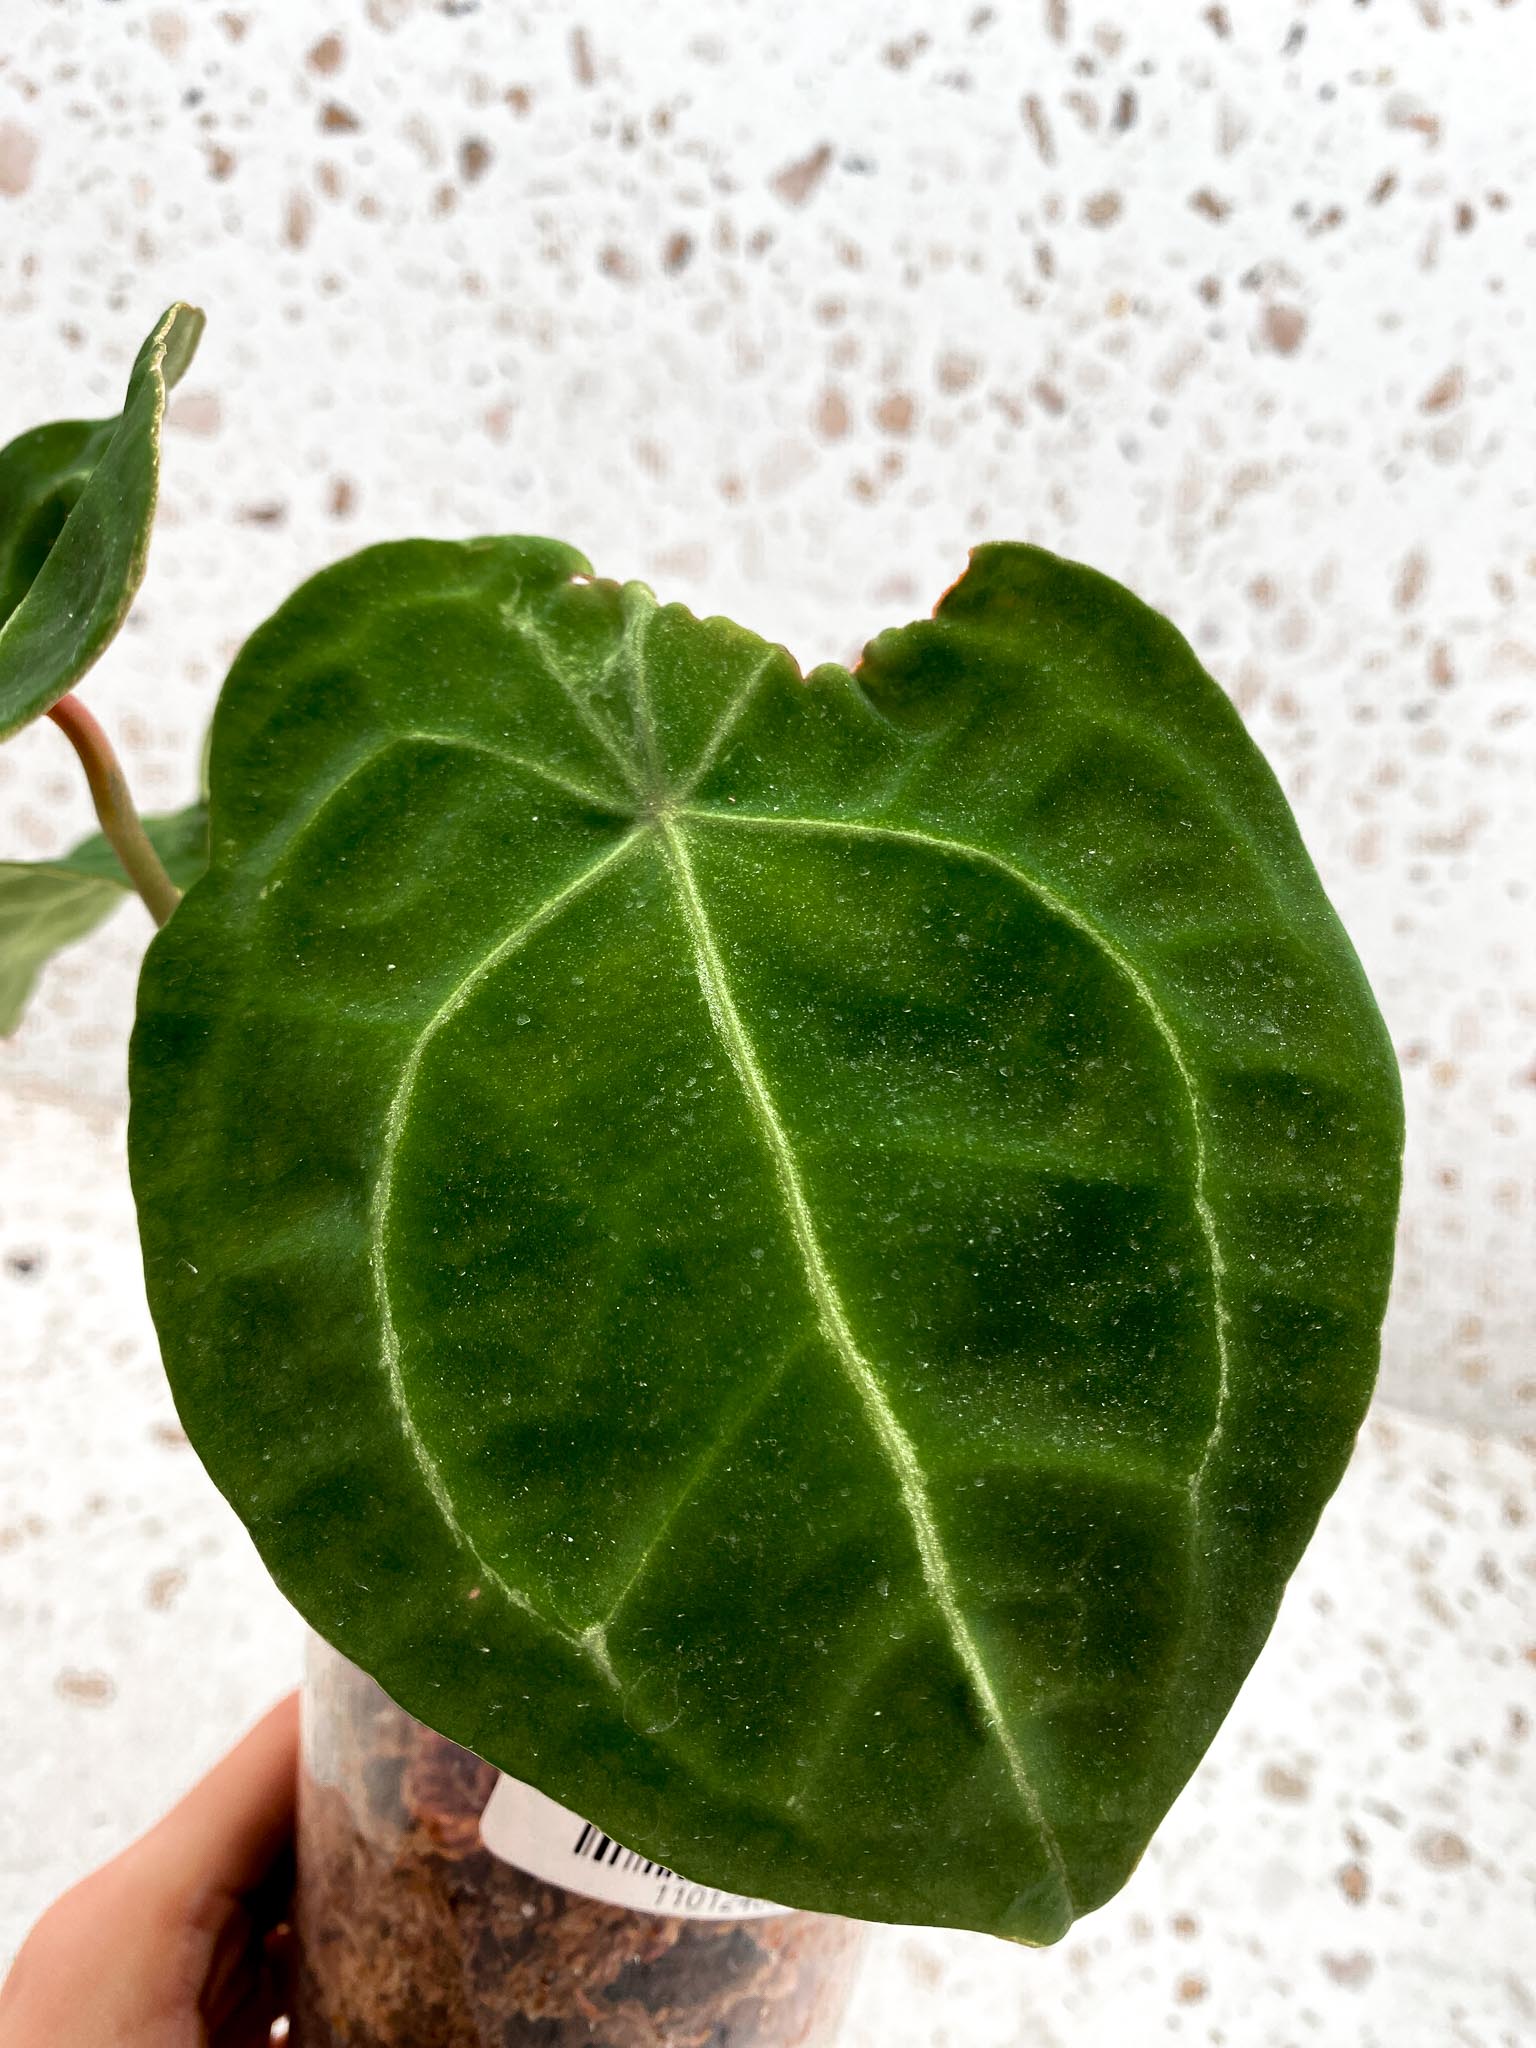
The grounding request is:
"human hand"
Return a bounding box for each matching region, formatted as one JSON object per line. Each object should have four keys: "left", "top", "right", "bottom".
{"left": 0, "top": 1693, "right": 298, "bottom": 2048}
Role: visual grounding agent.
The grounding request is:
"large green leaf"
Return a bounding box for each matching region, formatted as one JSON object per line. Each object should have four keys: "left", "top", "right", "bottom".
{"left": 0, "top": 802, "right": 208, "bottom": 1034}
{"left": 129, "top": 539, "right": 1402, "bottom": 1942}
{"left": 0, "top": 303, "right": 204, "bottom": 740}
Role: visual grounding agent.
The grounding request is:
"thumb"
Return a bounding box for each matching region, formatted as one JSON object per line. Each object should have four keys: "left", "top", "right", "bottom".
{"left": 0, "top": 1693, "right": 299, "bottom": 2048}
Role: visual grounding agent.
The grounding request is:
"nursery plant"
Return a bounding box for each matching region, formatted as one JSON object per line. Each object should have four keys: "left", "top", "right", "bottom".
{"left": 1, "top": 310, "right": 1403, "bottom": 1961}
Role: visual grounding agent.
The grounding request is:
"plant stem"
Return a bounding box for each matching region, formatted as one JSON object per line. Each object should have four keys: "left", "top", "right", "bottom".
{"left": 46, "top": 695, "right": 182, "bottom": 927}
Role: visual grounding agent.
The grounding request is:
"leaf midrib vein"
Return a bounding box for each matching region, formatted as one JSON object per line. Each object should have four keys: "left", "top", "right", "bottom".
{"left": 657, "top": 813, "right": 1076, "bottom": 1920}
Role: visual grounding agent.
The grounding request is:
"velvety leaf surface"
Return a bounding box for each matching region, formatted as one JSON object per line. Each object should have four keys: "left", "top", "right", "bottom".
{"left": 129, "top": 539, "right": 1402, "bottom": 1941}
{"left": 0, "top": 303, "right": 204, "bottom": 739}
{"left": 0, "top": 802, "right": 208, "bottom": 1034}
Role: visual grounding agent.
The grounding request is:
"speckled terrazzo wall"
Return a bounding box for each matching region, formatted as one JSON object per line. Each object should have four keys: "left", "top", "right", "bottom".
{"left": 1, "top": 3, "right": 1532, "bottom": 2040}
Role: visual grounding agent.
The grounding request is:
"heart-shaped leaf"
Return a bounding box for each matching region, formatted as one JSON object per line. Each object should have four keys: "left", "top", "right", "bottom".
{"left": 0, "top": 303, "right": 204, "bottom": 741}
{"left": 0, "top": 801, "right": 208, "bottom": 1034}
{"left": 129, "top": 539, "right": 1402, "bottom": 1941}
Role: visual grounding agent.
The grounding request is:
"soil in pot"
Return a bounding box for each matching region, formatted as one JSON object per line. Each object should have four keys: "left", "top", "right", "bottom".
{"left": 292, "top": 1639, "right": 867, "bottom": 2047}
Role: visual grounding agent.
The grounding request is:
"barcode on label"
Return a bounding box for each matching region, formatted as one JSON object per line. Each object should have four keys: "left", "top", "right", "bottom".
{"left": 571, "top": 1821, "right": 678, "bottom": 1881}
{"left": 479, "top": 1774, "right": 788, "bottom": 1920}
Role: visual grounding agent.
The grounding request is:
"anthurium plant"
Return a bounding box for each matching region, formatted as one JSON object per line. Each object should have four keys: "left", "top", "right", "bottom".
{"left": 2, "top": 309, "right": 1402, "bottom": 1945}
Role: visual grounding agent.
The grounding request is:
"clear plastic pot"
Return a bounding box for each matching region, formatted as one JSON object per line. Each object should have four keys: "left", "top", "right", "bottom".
{"left": 291, "top": 1634, "right": 867, "bottom": 2047}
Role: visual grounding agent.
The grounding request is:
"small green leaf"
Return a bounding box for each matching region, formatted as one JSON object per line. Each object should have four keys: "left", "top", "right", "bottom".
{"left": 129, "top": 539, "right": 1402, "bottom": 1941}
{"left": 0, "top": 303, "right": 205, "bottom": 740}
{"left": 0, "top": 801, "right": 207, "bottom": 1033}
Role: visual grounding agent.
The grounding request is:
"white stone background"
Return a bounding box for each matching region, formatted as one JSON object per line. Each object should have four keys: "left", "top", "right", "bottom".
{"left": 0, "top": 0, "right": 1532, "bottom": 2041}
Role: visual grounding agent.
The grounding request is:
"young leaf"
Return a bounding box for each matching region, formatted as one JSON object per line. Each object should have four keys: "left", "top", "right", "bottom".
{"left": 0, "top": 802, "right": 208, "bottom": 1034}
{"left": 128, "top": 539, "right": 1402, "bottom": 1942}
{"left": 0, "top": 302, "right": 204, "bottom": 741}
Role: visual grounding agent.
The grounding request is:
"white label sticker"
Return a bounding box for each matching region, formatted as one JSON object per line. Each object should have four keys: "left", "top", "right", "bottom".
{"left": 479, "top": 1774, "right": 788, "bottom": 1921}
